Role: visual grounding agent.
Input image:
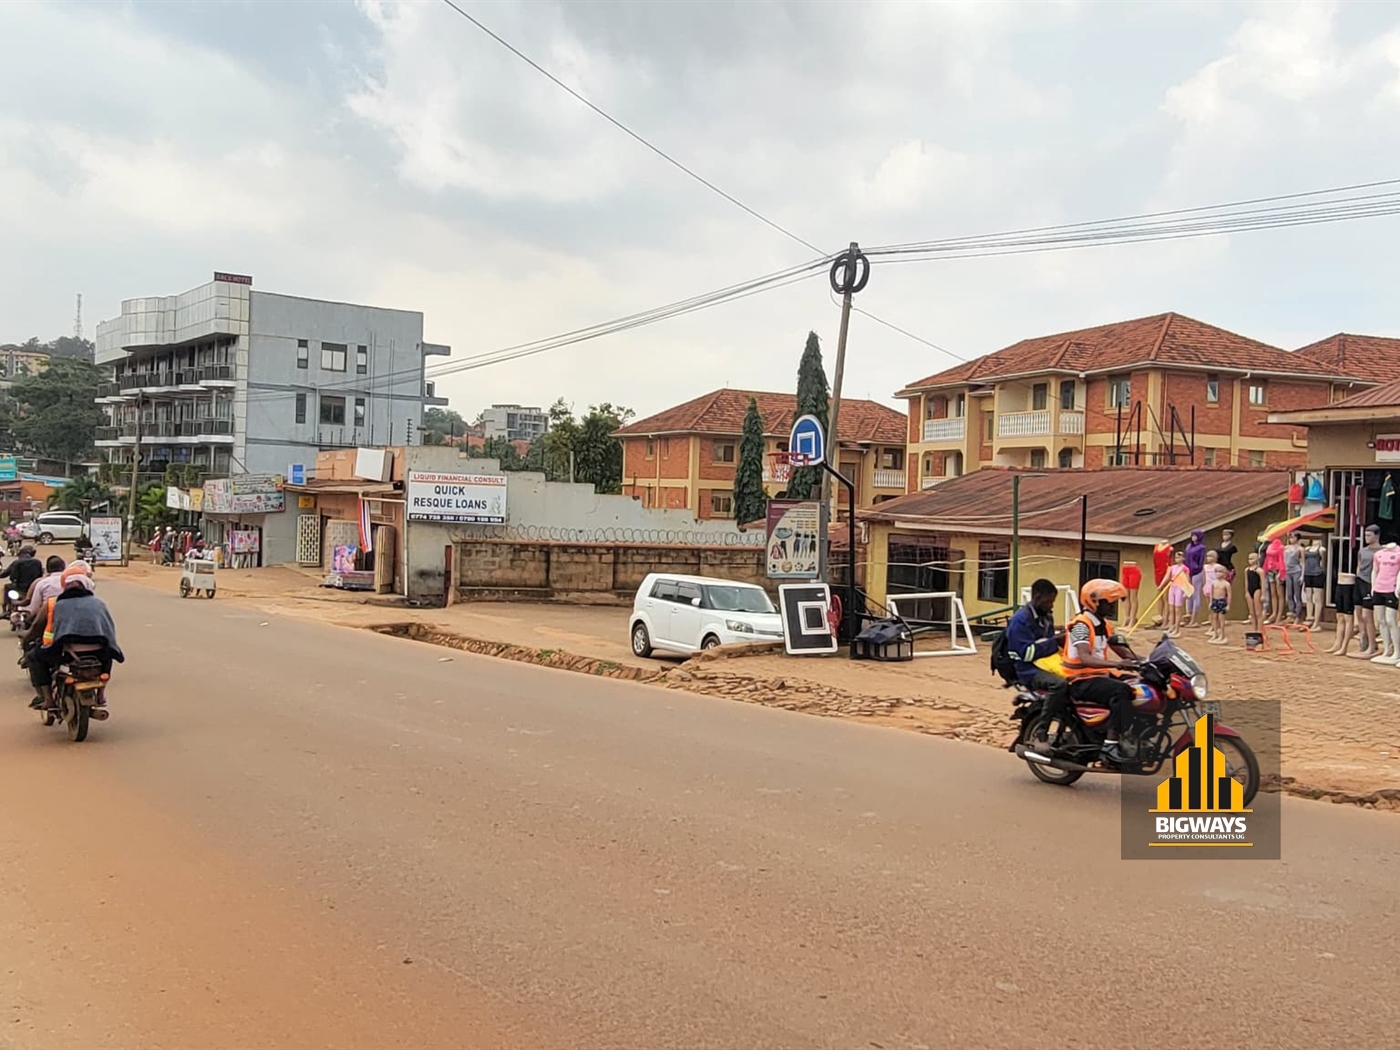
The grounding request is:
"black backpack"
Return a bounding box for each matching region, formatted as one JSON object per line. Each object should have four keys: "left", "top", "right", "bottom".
{"left": 989, "top": 629, "right": 1019, "bottom": 688}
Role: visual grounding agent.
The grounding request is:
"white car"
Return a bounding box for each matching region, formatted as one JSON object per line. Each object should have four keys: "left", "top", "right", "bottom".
{"left": 20, "top": 512, "right": 86, "bottom": 544}
{"left": 629, "top": 573, "right": 784, "bottom": 658}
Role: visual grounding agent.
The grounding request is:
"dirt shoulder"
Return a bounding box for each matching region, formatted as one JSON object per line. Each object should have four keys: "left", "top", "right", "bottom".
{"left": 103, "top": 560, "right": 1400, "bottom": 808}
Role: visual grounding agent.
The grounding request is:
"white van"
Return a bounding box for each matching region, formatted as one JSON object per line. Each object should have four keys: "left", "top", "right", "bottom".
{"left": 629, "top": 573, "right": 783, "bottom": 658}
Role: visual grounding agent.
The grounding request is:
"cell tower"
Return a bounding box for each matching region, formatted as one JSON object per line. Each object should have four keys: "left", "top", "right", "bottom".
{"left": 74, "top": 293, "right": 84, "bottom": 341}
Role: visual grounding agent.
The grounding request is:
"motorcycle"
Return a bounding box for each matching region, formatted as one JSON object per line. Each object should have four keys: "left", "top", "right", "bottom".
{"left": 38, "top": 642, "right": 111, "bottom": 742}
{"left": 4, "top": 588, "right": 26, "bottom": 632}
{"left": 1008, "top": 634, "right": 1260, "bottom": 806}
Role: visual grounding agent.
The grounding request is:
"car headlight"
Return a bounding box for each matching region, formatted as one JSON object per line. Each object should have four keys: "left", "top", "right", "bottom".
{"left": 1190, "top": 672, "right": 1208, "bottom": 700}
{"left": 725, "top": 620, "right": 754, "bottom": 634}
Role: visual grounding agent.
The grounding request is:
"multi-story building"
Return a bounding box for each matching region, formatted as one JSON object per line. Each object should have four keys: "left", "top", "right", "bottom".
{"left": 896, "top": 312, "right": 1366, "bottom": 491}
{"left": 481, "top": 404, "right": 549, "bottom": 444}
{"left": 614, "top": 388, "right": 908, "bottom": 519}
{"left": 0, "top": 345, "right": 52, "bottom": 380}
{"left": 94, "top": 273, "right": 450, "bottom": 484}
{"left": 1292, "top": 333, "right": 1400, "bottom": 384}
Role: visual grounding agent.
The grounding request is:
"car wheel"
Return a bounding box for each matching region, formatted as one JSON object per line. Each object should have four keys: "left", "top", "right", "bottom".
{"left": 38, "top": 532, "right": 53, "bottom": 545}
{"left": 631, "top": 622, "right": 653, "bottom": 658}
{"left": 701, "top": 635, "right": 721, "bottom": 650}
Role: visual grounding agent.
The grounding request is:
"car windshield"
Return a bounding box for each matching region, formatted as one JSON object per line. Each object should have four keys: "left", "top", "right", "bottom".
{"left": 703, "top": 585, "right": 774, "bottom": 614}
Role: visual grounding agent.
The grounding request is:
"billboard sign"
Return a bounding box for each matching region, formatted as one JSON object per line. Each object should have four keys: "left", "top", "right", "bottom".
{"left": 406, "top": 471, "right": 507, "bottom": 523}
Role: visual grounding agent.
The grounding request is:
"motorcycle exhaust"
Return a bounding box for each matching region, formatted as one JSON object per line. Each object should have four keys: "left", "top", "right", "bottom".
{"left": 89, "top": 708, "right": 110, "bottom": 720}
{"left": 1014, "top": 744, "right": 1091, "bottom": 774}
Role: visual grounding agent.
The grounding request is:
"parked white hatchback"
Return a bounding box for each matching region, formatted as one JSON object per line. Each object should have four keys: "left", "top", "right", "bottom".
{"left": 630, "top": 573, "right": 784, "bottom": 657}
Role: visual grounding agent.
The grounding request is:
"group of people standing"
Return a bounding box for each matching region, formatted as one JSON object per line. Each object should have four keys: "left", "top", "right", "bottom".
{"left": 149, "top": 526, "right": 208, "bottom": 566}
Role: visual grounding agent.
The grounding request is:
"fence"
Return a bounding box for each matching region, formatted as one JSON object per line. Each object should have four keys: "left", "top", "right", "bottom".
{"left": 453, "top": 524, "right": 766, "bottom": 547}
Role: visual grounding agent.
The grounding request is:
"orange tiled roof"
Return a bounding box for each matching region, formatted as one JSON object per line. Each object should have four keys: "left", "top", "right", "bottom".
{"left": 1293, "top": 333, "right": 1400, "bottom": 384}
{"left": 896, "top": 312, "right": 1353, "bottom": 395}
{"left": 614, "top": 389, "right": 907, "bottom": 445}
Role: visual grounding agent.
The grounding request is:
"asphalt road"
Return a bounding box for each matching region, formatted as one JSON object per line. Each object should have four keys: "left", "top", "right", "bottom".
{"left": 1, "top": 580, "right": 1396, "bottom": 1049}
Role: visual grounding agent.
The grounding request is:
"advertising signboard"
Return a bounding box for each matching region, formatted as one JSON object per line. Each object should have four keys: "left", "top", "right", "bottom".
{"left": 765, "top": 499, "right": 821, "bottom": 579}
{"left": 88, "top": 517, "right": 124, "bottom": 563}
{"left": 406, "top": 472, "right": 507, "bottom": 523}
{"left": 203, "top": 474, "right": 286, "bottom": 514}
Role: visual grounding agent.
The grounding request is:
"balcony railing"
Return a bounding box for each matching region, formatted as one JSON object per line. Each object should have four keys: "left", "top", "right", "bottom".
{"left": 922, "top": 417, "right": 966, "bottom": 443}
{"left": 997, "top": 410, "right": 1052, "bottom": 438}
{"left": 95, "top": 426, "right": 119, "bottom": 442}
{"left": 199, "top": 365, "right": 234, "bottom": 382}
{"left": 873, "top": 468, "right": 906, "bottom": 489}
{"left": 1059, "top": 410, "right": 1084, "bottom": 435}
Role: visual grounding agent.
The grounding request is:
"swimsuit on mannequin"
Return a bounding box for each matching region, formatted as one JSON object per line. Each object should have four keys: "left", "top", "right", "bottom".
{"left": 1369, "top": 543, "right": 1400, "bottom": 665}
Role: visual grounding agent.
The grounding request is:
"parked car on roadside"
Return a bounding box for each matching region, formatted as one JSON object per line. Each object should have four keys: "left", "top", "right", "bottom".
{"left": 20, "top": 512, "right": 86, "bottom": 544}
{"left": 629, "top": 573, "right": 784, "bottom": 658}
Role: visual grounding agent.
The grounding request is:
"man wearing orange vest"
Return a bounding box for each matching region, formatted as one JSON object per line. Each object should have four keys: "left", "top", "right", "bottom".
{"left": 1061, "top": 578, "right": 1139, "bottom": 764}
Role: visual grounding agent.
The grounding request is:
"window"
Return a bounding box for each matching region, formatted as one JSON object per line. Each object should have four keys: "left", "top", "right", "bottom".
{"left": 1081, "top": 548, "right": 1120, "bottom": 615}
{"left": 1247, "top": 381, "right": 1267, "bottom": 407}
{"left": 1109, "top": 449, "right": 1130, "bottom": 467}
{"left": 710, "top": 490, "right": 734, "bottom": 517}
{"left": 953, "top": 393, "right": 966, "bottom": 418}
{"left": 713, "top": 442, "right": 735, "bottom": 464}
{"left": 676, "top": 582, "right": 702, "bottom": 606}
{"left": 645, "top": 439, "right": 655, "bottom": 458}
{"left": 650, "top": 579, "right": 678, "bottom": 601}
{"left": 1032, "top": 383, "right": 1048, "bottom": 411}
{"left": 354, "top": 397, "right": 366, "bottom": 427}
{"left": 321, "top": 342, "right": 347, "bottom": 372}
{"left": 1108, "top": 376, "right": 1132, "bottom": 408}
{"left": 977, "top": 541, "right": 1010, "bottom": 603}
{"left": 296, "top": 339, "right": 308, "bottom": 369}
{"left": 1058, "top": 448, "right": 1074, "bottom": 469}
{"left": 1248, "top": 450, "right": 1266, "bottom": 467}
{"left": 662, "top": 438, "right": 670, "bottom": 455}
{"left": 356, "top": 344, "right": 368, "bottom": 375}
{"left": 1030, "top": 448, "right": 1047, "bottom": 469}
{"left": 319, "top": 395, "right": 346, "bottom": 425}
{"left": 881, "top": 448, "right": 904, "bottom": 469}
{"left": 704, "top": 584, "right": 774, "bottom": 614}
{"left": 1203, "top": 447, "right": 1216, "bottom": 467}
{"left": 1206, "top": 374, "right": 1220, "bottom": 403}
{"left": 1059, "top": 381, "right": 1076, "bottom": 411}
{"left": 984, "top": 413, "right": 994, "bottom": 441}
{"left": 295, "top": 392, "right": 307, "bottom": 424}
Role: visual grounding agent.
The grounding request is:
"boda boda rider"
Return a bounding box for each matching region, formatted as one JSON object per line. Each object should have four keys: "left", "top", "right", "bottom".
{"left": 1061, "top": 578, "right": 1138, "bottom": 764}
{"left": 22, "top": 555, "right": 67, "bottom": 617}
{"left": 1, "top": 546, "right": 44, "bottom": 605}
{"left": 21, "top": 562, "right": 123, "bottom": 711}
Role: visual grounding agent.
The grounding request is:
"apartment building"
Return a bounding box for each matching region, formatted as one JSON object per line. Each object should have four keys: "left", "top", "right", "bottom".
{"left": 897, "top": 312, "right": 1365, "bottom": 491}
{"left": 94, "top": 273, "right": 451, "bottom": 484}
{"left": 1293, "top": 333, "right": 1400, "bottom": 384}
{"left": 614, "top": 388, "right": 908, "bottom": 519}
{"left": 481, "top": 403, "right": 549, "bottom": 443}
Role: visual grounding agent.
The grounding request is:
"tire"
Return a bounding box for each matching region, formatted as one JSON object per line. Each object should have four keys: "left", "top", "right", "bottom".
{"left": 41, "top": 710, "right": 55, "bottom": 727}
{"left": 1022, "top": 713, "right": 1087, "bottom": 786}
{"left": 1216, "top": 734, "right": 1261, "bottom": 808}
{"left": 38, "top": 532, "right": 53, "bottom": 545}
{"left": 179, "top": 579, "right": 191, "bottom": 598}
{"left": 65, "top": 695, "right": 88, "bottom": 742}
{"left": 630, "top": 622, "right": 653, "bottom": 658}
{"left": 701, "top": 635, "right": 721, "bottom": 651}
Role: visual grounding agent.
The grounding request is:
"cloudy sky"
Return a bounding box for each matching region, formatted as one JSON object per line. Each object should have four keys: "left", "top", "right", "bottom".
{"left": 2, "top": 0, "right": 1398, "bottom": 419}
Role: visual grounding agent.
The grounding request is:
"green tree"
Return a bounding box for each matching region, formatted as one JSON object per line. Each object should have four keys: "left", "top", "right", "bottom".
{"left": 47, "top": 474, "right": 114, "bottom": 512}
{"left": 136, "top": 483, "right": 178, "bottom": 535}
{"left": 482, "top": 435, "right": 526, "bottom": 470}
{"left": 539, "top": 399, "right": 633, "bottom": 492}
{"left": 787, "top": 330, "right": 829, "bottom": 499}
{"left": 10, "top": 357, "right": 105, "bottom": 469}
{"left": 421, "top": 407, "right": 467, "bottom": 445}
{"left": 733, "top": 396, "right": 768, "bottom": 525}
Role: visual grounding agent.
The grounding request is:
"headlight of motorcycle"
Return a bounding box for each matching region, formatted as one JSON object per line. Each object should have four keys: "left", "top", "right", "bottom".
{"left": 1190, "top": 672, "right": 1209, "bottom": 700}
{"left": 725, "top": 619, "right": 754, "bottom": 634}
{"left": 5, "top": 590, "right": 17, "bottom": 601}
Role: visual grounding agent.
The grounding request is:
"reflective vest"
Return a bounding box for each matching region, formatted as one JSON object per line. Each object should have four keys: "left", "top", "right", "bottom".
{"left": 1060, "top": 610, "right": 1116, "bottom": 678}
{"left": 41, "top": 596, "right": 57, "bottom": 647}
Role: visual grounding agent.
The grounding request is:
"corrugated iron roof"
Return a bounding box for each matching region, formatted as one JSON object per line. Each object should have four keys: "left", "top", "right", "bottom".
{"left": 896, "top": 312, "right": 1354, "bottom": 395}
{"left": 859, "top": 466, "right": 1288, "bottom": 544}
{"left": 1327, "top": 377, "right": 1400, "bottom": 409}
{"left": 615, "top": 388, "right": 907, "bottom": 445}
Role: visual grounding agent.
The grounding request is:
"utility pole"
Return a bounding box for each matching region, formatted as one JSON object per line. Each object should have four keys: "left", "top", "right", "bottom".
{"left": 124, "top": 393, "right": 142, "bottom": 560}
{"left": 821, "top": 243, "right": 869, "bottom": 580}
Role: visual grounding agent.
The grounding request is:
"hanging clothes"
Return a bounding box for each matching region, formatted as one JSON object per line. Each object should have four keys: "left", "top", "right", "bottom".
{"left": 1381, "top": 474, "right": 1395, "bottom": 521}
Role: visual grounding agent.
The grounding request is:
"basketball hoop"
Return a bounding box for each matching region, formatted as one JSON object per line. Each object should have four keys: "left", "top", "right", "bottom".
{"left": 766, "top": 450, "right": 811, "bottom": 486}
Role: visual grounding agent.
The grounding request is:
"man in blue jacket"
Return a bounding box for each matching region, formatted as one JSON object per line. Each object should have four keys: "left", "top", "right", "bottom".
{"left": 1006, "top": 577, "right": 1064, "bottom": 692}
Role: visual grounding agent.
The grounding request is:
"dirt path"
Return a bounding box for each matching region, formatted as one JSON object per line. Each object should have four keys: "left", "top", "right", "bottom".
{"left": 101, "top": 560, "right": 1400, "bottom": 804}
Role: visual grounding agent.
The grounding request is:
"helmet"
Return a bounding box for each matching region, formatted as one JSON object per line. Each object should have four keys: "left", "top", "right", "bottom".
{"left": 18, "top": 545, "right": 35, "bottom": 557}
{"left": 1080, "top": 578, "right": 1128, "bottom": 612}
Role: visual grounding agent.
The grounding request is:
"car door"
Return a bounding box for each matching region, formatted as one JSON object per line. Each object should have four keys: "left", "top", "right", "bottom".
{"left": 647, "top": 578, "right": 679, "bottom": 644}
{"left": 670, "top": 581, "right": 704, "bottom": 650}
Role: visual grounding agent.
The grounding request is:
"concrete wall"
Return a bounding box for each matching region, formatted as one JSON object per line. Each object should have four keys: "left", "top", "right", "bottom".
{"left": 454, "top": 540, "right": 768, "bottom": 601}
{"left": 1304, "top": 421, "right": 1394, "bottom": 470}
{"left": 243, "top": 292, "right": 427, "bottom": 476}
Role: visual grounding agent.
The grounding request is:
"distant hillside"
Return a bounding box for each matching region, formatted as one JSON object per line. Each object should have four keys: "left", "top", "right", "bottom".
{"left": 0, "top": 336, "right": 94, "bottom": 362}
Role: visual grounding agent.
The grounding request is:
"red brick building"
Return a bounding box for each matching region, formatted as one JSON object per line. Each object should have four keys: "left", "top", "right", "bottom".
{"left": 1293, "top": 333, "right": 1400, "bottom": 384}
{"left": 897, "top": 312, "right": 1367, "bottom": 492}
{"left": 614, "top": 388, "right": 908, "bottom": 519}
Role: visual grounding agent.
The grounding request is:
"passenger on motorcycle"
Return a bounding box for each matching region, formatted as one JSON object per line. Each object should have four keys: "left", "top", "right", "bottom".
{"left": 1006, "top": 578, "right": 1065, "bottom": 693}
{"left": 24, "top": 555, "right": 68, "bottom": 618}
{"left": 21, "top": 562, "right": 123, "bottom": 712}
{"left": 1, "top": 545, "right": 44, "bottom": 605}
{"left": 1061, "top": 579, "right": 1138, "bottom": 764}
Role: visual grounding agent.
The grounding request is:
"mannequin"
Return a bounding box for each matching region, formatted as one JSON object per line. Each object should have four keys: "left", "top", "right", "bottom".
{"left": 1183, "top": 531, "right": 1206, "bottom": 628}
{"left": 1263, "top": 535, "right": 1286, "bottom": 625}
{"left": 1329, "top": 569, "right": 1356, "bottom": 655}
{"left": 1350, "top": 524, "right": 1382, "bottom": 659}
{"left": 1283, "top": 532, "right": 1304, "bottom": 624}
{"left": 1369, "top": 541, "right": 1400, "bottom": 665}
{"left": 1120, "top": 560, "right": 1142, "bottom": 627}
{"left": 1302, "top": 538, "right": 1325, "bottom": 630}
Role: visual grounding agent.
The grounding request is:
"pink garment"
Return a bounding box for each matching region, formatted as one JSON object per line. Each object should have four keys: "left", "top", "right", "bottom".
{"left": 1263, "top": 539, "right": 1286, "bottom": 575}
{"left": 1167, "top": 564, "right": 1189, "bottom": 607}
{"left": 1373, "top": 546, "right": 1400, "bottom": 594}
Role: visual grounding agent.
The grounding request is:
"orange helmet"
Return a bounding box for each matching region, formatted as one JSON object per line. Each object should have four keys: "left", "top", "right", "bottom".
{"left": 1080, "top": 578, "right": 1128, "bottom": 612}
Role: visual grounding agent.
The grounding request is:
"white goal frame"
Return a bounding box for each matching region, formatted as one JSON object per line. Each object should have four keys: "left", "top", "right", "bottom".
{"left": 1018, "top": 584, "right": 1081, "bottom": 621}
{"left": 885, "top": 591, "right": 977, "bottom": 657}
